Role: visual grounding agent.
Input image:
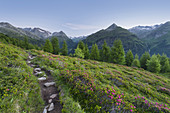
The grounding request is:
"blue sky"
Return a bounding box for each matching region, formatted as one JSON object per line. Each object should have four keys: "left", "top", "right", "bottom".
{"left": 0, "top": 0, "right": 170, "bottom": 37}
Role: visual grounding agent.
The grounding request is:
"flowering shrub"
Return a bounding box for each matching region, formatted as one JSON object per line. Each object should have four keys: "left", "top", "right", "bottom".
{"left": 31, "top": 49, "right": 170, "bottom": 113}
{"left": 0, "top": 44, "right": 44, "bottom": 113}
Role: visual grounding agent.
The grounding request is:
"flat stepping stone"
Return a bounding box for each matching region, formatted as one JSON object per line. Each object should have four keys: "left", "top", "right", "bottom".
{"left": 38, "top": 77, "right": 46, "bottom": 81}
{"left": 27, "top": 61, "right": 31, "bottom": 63}
{"left": 43, "top": 108, "right": 47, "bottom": 113}
{"left": 48, "top": 103, "right": 54, "bottom": 111}
{"left": 50, "top": 94, "right": 57, "bottom": 99}
{"left": 29, "top": 56, "right": 36, "bottom": 60}
{"left": 34, "top": 68, "right": 41, "bottom": 72}
{"left": 44, "top": 82, "right": 55, "bottom": 87}
{"left": 34, "top": 72, "right": 43, "bottom": 76}
{"left": 49, "top": 99, "right": 52, "bottom": 103}
{"left": 30, "top": 64, "right": 36, "bottom": 67}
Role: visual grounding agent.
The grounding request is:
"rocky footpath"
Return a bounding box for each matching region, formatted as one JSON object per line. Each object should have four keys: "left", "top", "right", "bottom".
{"left": 27, "top": 54, "right": 62, "bottom": 113}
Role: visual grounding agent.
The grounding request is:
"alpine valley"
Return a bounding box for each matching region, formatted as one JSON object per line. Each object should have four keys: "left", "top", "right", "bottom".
{"left": 0, "top": 21, "right": 170, "bottom": 113}
{"left": 1, "top": 21, "right": 170, "bottom": 57}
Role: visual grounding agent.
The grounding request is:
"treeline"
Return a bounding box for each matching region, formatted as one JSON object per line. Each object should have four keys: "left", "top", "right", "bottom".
{"left": 43, "top": 37, "right": 170, "bottom": 73}
{"left": 73, "top": 40, "right": 170, "bottom": 73}
{"left": 1, "top": 33, "right": 170, "bottom": 73}
{"left": 0, "top": 33, "right": 40, "bottom": 50}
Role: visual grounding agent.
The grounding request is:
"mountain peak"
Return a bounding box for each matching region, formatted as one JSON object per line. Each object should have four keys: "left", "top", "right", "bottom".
{"left": 52, "top": 31, "right": 67, "bottom": 37}
{"left": 0, "top": 22, "right": 13, "bottom": 28}
{"left": 106, "top": 23, "right": 117, "bottom": 31}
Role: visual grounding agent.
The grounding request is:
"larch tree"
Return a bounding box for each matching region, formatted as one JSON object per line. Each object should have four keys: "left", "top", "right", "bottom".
{"left": 140, "top": 51, "right": 150, "bottom": 70}
{"left": 111, "top": 39, "right": 125, "bottom": 65}
{"left": 51, "top": 37, "right": 60, "bottom": 55}
{"left": 146, "top": 54, "right": 161, "bottom": 73}
{"left": 125, "top": 49, "right": 134, "bottom": 66}
{"left": 44, "top": 39, "right": 53, "bottom": 53}
{"left": 61, "top": 40, "right": 68, "bottom": 56}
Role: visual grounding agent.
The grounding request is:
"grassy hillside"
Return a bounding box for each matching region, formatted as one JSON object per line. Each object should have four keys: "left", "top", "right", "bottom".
{"left": 30, "top": 49, "right": 170, "bottom": 112}
{"left": 0, "top": 43, "right": 44, "bottom": 113}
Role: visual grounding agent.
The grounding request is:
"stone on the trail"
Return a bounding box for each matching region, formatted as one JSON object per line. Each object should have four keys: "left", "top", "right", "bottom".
{"left": 43, "top": 108, "right": 47, "bottom": 113}
{"left": 49, "top": 99, "right": 52, "bottom": 103}
{"left": 48, "top": 103, "right": 54, "bottom": 111}
{"left": 30, "top": 64, "right": 36, "bottom": 67}
{"left": 28, "top": 56, "right": 32, "bottom": 59}
{"left": 29, "top": 56, "right": 36, "bottom": 60}
{"left": 43, "top": 74, "right": 46, "bottom": 77}
{"left": 44, "top": 82, "right": 55, "bottom": 87}
{"left": 27, "top": 61, "right": 31, "bottom": 63}
{"left": 34, "top": 68, "right": 41, "bottom": 72}
{"left": 34, "top": 72, "right": 43, "bottom": 76}
{"left": 38, "top": 77, "right": 46, "bottom": 81}
{"left": 50, "top": 94, "right": 57, "bottom": 99}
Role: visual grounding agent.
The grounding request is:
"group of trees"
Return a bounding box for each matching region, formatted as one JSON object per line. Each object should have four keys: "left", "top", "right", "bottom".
{"left": 74, "top": 40, "right": 170, "bottom": 73}
{"left": 1, "top": 33, "right": 169, "bottom": 74}
{"left": 0, "top": 33, "right": 39, "bottom": 50}
{"left": 74, "top": 40, "right": 126, "bottom": 64}
{"left": 43, "top": 37, "right": 68, "bottom": 56}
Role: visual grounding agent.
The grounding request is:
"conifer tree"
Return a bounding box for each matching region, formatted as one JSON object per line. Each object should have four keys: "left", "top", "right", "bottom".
{"left": 111, "top": 39, "right": 125, "bottom": 64}
{"left": 74, "top": 47, "right": 84, "bottom": 58}
{"left": 51, "top": 37, "right": 60, "bottom": 55}
{"left": 160, "top": 53, "right": 170, "bottom": 72}
{"left": 162, "top": 59, "right": 170, "bottom": 73}
{"left": 146, "top": 54, "right": 161, "bottom": 73}
{"left": 140, "top": 52, "right": 150, "bottom": 70}
{"left": 131, "top": 54, "right": 140, "bottom": 68}
{"left": 24, "top": 37, "right": 29, "bottom": 49}
{"left": 44, "top": 39, "right": 53, "bottom": 53}
{"left": 101, "top": 40, "right": 110, "bottom": 62}
{"left": 78, "top": 41, "right": 85, "bottom": 52}
{"left": 125, "top": 49, "right": 134, "bottom": 66}
{"left": 61, "top": 40, "right": 68, "bottom": 56}
{"left": 84, "top": 44, "right": 90, "bottom": 59}
{"left": 90, "top": 44, "right": 100, "bottom": 60}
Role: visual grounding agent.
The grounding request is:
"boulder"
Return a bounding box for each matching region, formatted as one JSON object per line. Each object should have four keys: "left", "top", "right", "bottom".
{"left": 34, "top": 72, "right": 43, "bottom": 76}
{"left": 50, "top": 94, "right": 57, "bottom": 99}
{"left": 49, "top": 99, "right": 52, "bottom": 103}
{"left": 38, "top": 77, "right": 46, "bottom": 81}
{"left": 44, "top": 82, "right": 55, "bottom": 87}
{"left": 48, "top": 103, "right": 54, "bottom": 111}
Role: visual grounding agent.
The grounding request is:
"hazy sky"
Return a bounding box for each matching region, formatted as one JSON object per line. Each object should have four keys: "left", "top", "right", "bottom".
{"left": 0, "top": 0, "right": 170, "bottom": 37}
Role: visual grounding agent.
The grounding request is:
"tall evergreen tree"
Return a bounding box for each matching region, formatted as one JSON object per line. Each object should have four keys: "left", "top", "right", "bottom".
{"left": 74, "top": 47, "right": 84, "bottom": 58}
{"left": 111, "top": 39, "right": 125, "bottom": 65}
{"left": 162, "top": 59, "right": 170, "bottom": 73}
{"left": 146, "top": 54, "right": 161, "bottom": 73}
{"left": 51, "top": 37, "right": 60, "bottom": 55}
{"left": 101, "top": 40, "right": 110, "bottom": 62}
{"left": 160, "top": 53, "right": 170, "bottom": 72}
{"left": 78, "top": 41, "right": 85, "bottom": 52}
{"left": 44, "top": 39, "right": 53, "bottom": 53}
{"left": 140, "top": 52, "right": 150, "bottom": 70}
{"left": 125, "top": 49, "right": 134, "bottom": 66}
{"left": 24, "top": 37, "right": 29, "bottom": 49}
{"left": 61, "top": 40, "right": 68, "bottom": 56}
{"left": 90, "top": 44, "right": 100, "bottom": 60}
{"left": 131, "top": 54, "right": 140, "bottom": 68}
{"left": 84, "top": 44, "right": 90, "bottom": 59}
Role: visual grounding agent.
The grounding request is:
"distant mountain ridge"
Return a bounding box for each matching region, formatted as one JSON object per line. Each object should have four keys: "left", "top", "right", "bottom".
{"left": 129, "top": 21, "right": 170, "bottom": 57}
{"left": 1, "top": 21, "right": 170, "bottom": 56}
{"left": 0, "top": 22, "right": 75, "bottom": 50}
{"left": 71, "top": 36, "right": 87, "bottom": 43}
{"left": 83, "top": 23, "right": 147, "bottom": 56}
{"left": 129, "top": 24, "right": 161, "bottom": 39}
{"left": 0, "top": 22, "right": 40, "bottom": 39}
